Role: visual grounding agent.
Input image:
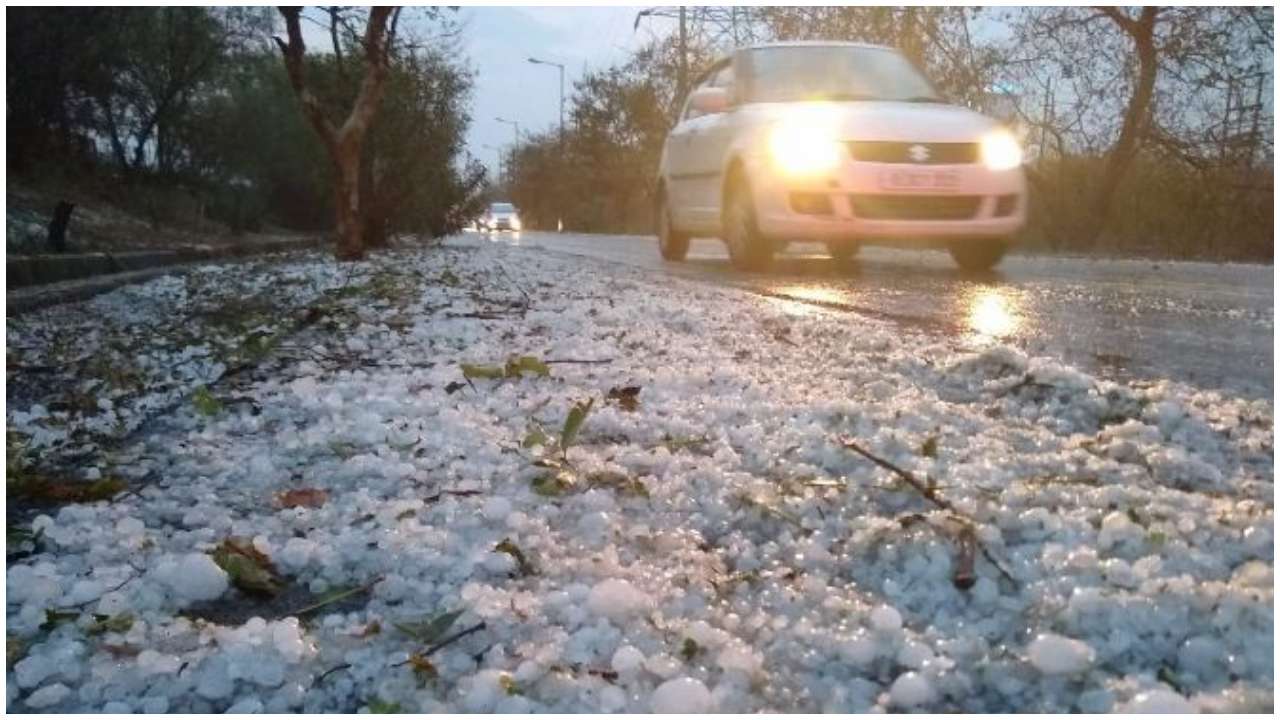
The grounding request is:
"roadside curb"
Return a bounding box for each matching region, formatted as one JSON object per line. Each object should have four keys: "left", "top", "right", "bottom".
{"left": 6, "top": 236, "right": 326, "bottom": 288}
{"left": 6, "top": 236, "right": 328, "bottom": 316}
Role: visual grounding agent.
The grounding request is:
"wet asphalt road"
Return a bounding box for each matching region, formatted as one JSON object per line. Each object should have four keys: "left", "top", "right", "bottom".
{"left": 494, "top": 231, "right": 1273, "bottom": 402}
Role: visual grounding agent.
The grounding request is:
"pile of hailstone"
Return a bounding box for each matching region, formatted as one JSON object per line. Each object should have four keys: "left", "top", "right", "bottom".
{"left": 6, "top": 238, "right": 1273, "bottom": 713}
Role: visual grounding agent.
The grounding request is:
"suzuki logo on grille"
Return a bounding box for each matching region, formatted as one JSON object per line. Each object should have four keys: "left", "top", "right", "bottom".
{"left": 907, "top": 144, "right": 931, "bottom": 163}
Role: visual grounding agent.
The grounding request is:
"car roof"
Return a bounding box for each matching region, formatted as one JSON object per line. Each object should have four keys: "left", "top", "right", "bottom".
{"left": 738, "top": 40, "right": 895, "bottom": 52}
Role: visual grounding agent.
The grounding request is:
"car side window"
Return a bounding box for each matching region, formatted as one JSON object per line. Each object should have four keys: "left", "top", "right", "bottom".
{"left": 681, "top": 62, "right": 733, "bottom": 121}
{"left": 682, "top": 76, "right": 714, "bottom": 121}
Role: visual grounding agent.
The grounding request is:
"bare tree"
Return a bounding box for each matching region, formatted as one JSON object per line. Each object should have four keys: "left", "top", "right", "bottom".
{"left": 274, "top": 5, "right": 395, "bottom": 260}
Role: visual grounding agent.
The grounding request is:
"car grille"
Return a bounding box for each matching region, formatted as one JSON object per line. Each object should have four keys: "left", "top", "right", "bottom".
{"left": 850, "top": 194, "right": 982, "bottom": 220}
{"left": 848, "top": 141, "right": 979, "bottom": 164}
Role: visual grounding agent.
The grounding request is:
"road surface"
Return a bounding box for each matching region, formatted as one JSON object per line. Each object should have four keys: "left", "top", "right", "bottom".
{"left": 494, "top": 231, "right": 1273, "bottom": 401}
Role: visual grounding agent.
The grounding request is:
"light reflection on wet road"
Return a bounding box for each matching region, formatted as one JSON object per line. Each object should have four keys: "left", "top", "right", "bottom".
{"left": 492, "top": 231, "right": 1273, "bottom": 401}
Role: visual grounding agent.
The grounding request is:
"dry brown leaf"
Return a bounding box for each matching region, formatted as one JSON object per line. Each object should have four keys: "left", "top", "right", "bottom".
{"left": 276, "top": 488, "right": 328, "bottom": 509}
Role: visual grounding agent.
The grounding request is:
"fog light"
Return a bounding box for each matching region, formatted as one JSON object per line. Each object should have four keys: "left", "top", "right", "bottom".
{"left": 789, "top": 192, "right": 833, "bottom": 215}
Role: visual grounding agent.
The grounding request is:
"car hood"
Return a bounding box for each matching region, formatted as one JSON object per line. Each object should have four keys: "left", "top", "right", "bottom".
{"left": 744, "top": 101, "right": 1002, "bottom": 143}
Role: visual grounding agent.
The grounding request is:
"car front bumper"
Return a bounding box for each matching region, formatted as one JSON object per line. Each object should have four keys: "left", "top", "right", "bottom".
{"left": 746, "top": 156, "right": 1027, "bottom": 243}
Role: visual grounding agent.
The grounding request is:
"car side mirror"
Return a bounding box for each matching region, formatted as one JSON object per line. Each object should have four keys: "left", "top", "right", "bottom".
{"left": 689, "top": 87, "right": 730, "bottom": 115}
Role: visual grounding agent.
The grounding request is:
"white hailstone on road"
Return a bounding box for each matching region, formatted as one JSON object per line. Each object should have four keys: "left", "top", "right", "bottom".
{"left": 1119, "top": 688, "right": 1195, "bottom": 714}
{"left": 586, "top": 578, "right": 651, "bottom": 623}
{"left": 482, "top": 496, "right": 512, "bottom": 521}
{"left": 272, "top": 619, "right": 307, "bottom": 663}
{"left": 838, "top": 633, "right": 878, "bottom": 667}
{"left": 13, "top": 655, "right": 57, "bottom": 689}
{"left": 1027, "top": 633, "right": 1095, "bottom": 675}
{"left": 156, "top": 553, "right": 228, "bottom": 602}
{"left": 611, "top": 645, "right": 645, "bottom": 675}
{"left": 278, "top": 538, "right": 316, "bottom": 572}
{"left": 888, "top": 671, "right": 934, "bottom": 708}
{"left": 115, "top": 517, "right": 145, "bottom": 536}
{"left": 869, "top": 604, "right": 903, "bottom": 633}
{"left": 24, "top": 683, "right": 71, "bottom": 709}
{"left": 652, "top": 677, "right": 713, "bottom": 714}
{"left": 716, "top": 645, "right": 762, "bottom": 677}
{"left": 226, "top": 696, "right": 265, "bottom": 713}
{"left": 897, "top": 640, "right": 934, "bottom": 669}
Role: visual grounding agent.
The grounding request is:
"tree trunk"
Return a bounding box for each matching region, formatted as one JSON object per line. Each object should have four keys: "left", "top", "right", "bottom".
{"left": 333, "top": 146, "right": 363, "bottom": 260}
{"left": 46, "top": 201, "right": 75, "bottom": 253}
{"left": 275, "top": 6, "right": 395, "bottom": 262}
{"left": 1088, "top": 7, "right": 1160, "bottom": 247}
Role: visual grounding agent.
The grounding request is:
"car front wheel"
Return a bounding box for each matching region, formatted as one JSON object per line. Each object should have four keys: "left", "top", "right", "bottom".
{"left": 656, "top": 190, "right": 690, "bottom": 261}
{"left": 827, "top": 240, "right": 860, "bottom": 263}
{"left": 949, "top": 238, "right": 1009, "bottom": 271}
{"left": 722, "top": 176, "right": 772, "bottom": 271}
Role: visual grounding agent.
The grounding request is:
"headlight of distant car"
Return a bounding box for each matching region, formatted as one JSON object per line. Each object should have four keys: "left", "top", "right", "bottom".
{"left": 768, "top": 123, "right": 843, "bottom": 176}
{"left": 980, "top": 130, "right": 1023, "bottom": 171}
{"left": 510, "top": 217, "right": 522, "bottom": 230}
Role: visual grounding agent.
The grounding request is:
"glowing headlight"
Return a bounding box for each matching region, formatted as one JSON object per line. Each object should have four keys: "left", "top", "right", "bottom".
{"left": 980, "top": 130, "right": 1023, "bottom": 171}
{"left": 510, "top": 217, "right": 522, "bottom": 231}
{"left": 769, "top": 124, "right": 843, "bottom": 176}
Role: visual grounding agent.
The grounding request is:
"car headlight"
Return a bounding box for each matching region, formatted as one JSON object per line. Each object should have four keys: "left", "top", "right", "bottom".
{"left": 511, "top": 218, "right": 521, "bottom": 230}
{"left": 769, "top": 124, "right": 843, "bottom": 176}
{"left": 980, "top": 130, "right": 1023, "bottom": 171}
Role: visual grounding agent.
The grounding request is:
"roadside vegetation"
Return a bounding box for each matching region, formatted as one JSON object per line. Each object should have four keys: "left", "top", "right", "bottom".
{"left": 7, "top": 7, "right": 486, "bottom": 260}
{"left": 504, "top": 6, "right": 1273, "bottom": 262}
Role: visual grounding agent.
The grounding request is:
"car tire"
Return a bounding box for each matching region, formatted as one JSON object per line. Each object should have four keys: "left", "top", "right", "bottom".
{"left": 656, "top": 189, "right": 690, "bottom": 262}
{"left": 827, "top": 240, "right": 860, "bottom": 263}
{"left": 949, "top": 238, "right": 1008, "bottom": 271}
{"left": 722, "top": 175, "right": 772, "bottom": 271}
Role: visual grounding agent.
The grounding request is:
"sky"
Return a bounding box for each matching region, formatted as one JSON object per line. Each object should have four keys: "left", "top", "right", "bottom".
{"left": 455, "top": 6, "right": 658, "bottom": 180}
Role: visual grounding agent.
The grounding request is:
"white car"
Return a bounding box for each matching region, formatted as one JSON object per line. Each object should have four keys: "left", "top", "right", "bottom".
{"left": 479, "top": 202, "right": 522, "bottom": 232}
{"left": 656, "top": 42, "right": 1027, "bottom": 271}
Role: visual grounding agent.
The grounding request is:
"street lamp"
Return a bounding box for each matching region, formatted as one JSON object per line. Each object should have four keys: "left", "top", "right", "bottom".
{"left": 528, "top": 56, "right": 565, "bottom": 232}
{"left": 495, "top": 116, "right": 521, "bottom": 149}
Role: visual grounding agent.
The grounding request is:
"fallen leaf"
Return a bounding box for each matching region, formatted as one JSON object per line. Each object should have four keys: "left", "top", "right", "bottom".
{"left": 586, "top": 470, "right": 649, "bottom": 498}
{"left": 460, "top": 363, "right": 505, "bottom": 380}
{"left": 605, "top": 386, "right": 641, "bottom": 412}
{"left": 87, "top": 613, "right": 134, "bottom": 635}
{"left": 211, "top": 537, "right": 282, "bottom": 596}
{"left": 407, "top": 653, "right": 437, "bottom": 683}
{"left": 393, "top": 609, "right": 463, "bottom": 644}
{"left": 494, "top": 538, "right": 536, "bottom": 577}
{"left": 276, "top": 488, "right": 328, "bottom": 509}
{"left": 921, "top": 435, "right": 939, "bottom": 458}
{"left": 560, "top": 398, "right": 594, "bottom": 453}
{"left": 368, "top": 698, "right": 402, "bottom": 714}
{"left": 522, "top": 424, "right": 551, "bottom": 449}
{"left": 192, "top": 386, "right": 222, "bottom": 416}
{"left": 504, "top": 355, "right": 550, "bottom": 378}
{"left": 531, "top": 469, "right": 576, "bottom": 497}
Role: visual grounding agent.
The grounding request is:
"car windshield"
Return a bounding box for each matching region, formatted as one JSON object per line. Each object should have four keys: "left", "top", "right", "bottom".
{"left": 491, "top": 203, "right": 515, "bottom": 213}
{"left": 742, "top": 46, "right": 942, "bottom": 104}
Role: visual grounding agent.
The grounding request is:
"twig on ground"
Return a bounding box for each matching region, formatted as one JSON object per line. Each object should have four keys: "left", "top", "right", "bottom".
{"left": 315, "top": 663, "right": 351, "bottom": 684}
{"left": 392, "top": 621, "right": 488, "bottom": 666}
{"left": 838, "top": 436, "right": 1017, "bottom": 585}
{"left": 423, "top": 621, "right": 486, "bottom": 656}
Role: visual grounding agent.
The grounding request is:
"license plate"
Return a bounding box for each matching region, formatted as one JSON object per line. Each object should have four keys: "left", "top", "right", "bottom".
{"left": 877, "top": 168, "right": 961, "bottom": 192}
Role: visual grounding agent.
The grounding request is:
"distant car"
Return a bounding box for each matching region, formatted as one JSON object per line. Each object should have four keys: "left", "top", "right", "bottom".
{"left": 655, "top": 42, "right": 1028, "bottom": 271}
{"left": 479, "top": 202, "right": 522, "bottom": 232}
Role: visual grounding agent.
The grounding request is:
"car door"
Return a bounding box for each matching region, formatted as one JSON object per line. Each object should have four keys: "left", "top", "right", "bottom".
{"left": 663, "top": 76, "right": 714, "bottom": 230}
{"left": 687, "top": 60, "right": 739, "bottom": 230}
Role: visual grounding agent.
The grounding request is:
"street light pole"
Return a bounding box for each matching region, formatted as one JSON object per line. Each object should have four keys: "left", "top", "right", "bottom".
{"left": 495, "top": 116, "right": 521, "bottom": 150}
{"left": 528, "top": 57, "right": 566, "bottom": 232}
